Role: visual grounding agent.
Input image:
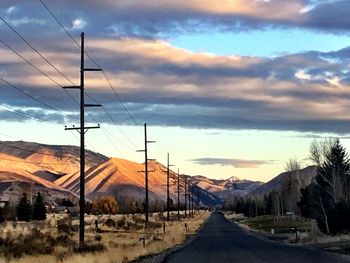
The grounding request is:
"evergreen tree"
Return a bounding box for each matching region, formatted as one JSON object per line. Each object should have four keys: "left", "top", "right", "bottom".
{"left": 298, "top": 139, "right": 350, "bottom": 234}
{"left": 16, "top": 193, "right": 32, "bottom": 222}
{"left": 316, "top": 139, "right": 350, "bottom": 204}
{"left": 32, "top": 192, "right": 46, "bottom": 220}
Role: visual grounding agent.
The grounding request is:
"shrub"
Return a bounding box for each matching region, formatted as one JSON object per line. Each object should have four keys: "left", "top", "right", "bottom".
{"left": 117, "top": 218, "right": 126, "bottom": 228}
{"left": 105, "top": 218, "right": 116, "bottom": 228}
{"left": 55, "top": 234, "right": 76, "bottom": 246}
{"left": 147, "top": 221, "right": 162, "bottom": 229}
{"left": 73, "top": 242, "right": 105, "bottom": 254}
{"left": 57, "top": 217, "right": 73, "bottom": 235}
{"left": 95, "top": 234, "right": 102, "bottom": 242}
{"left": 0, "top": 228, "right": 55, "bottom": 260}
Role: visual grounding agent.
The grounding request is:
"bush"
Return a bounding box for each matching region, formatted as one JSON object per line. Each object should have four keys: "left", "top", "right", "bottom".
{"left": 57, "top": 217, "right": 74, "bottom": 235}
{"left": 95, "top": 234, "right": 102, "bottom": 242}
{"left": 73, "top": 242, "right": 105, "bottom": 254}
{"left": 117, "top": 218, "right": 126, "bottom": 228}
{"left": 0, "top": 228, "right": 55, "bottom": 260}
{"left": 55, "top": 234, "right": 76, "bottom": 247}
{"left": 105, "top": 218, "right": 116, "bottom": 228}
{"left": 147, "top": 221, "right": 162, "bottom": 229}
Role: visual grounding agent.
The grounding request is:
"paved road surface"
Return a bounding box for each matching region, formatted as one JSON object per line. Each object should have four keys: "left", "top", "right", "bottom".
{"left": 165, "top": 212, "right": 349, "bottom": 263}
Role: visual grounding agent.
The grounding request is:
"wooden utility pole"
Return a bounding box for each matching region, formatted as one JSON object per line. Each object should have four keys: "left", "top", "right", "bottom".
{"left": 137, "top": 123, "right": 155, "bottom": 228}
{"left": 191, "top": 187, "right": 194, "bottom": 216}
{"left": 64, "top": 32, "right": 101, "bottom": 248}
{"left": 184, "top": 175, "right": 187, "bottom": 218}
{"left": 166, "top": 153, "right": 174, "bottom": 221}
{"left": 177, "top": 168, "right": 180, "bottom": 220}
{"left": 188, "top": 181, "right": 191, "bottom": 217}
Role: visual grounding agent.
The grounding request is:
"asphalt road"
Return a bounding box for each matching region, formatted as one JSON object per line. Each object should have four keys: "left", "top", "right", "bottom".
{"left": 165, "top": 212, "right": 349, "bottom": 263}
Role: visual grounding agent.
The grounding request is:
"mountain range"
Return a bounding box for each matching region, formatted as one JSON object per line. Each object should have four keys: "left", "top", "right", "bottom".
{"left": 0, "top": 140, "right": 317, "bottom": 208}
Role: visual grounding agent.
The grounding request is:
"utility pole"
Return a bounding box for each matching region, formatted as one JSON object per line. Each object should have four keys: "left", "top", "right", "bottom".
{"left": 63, "top": 32, "right": 101, "bottom": 248}
{"left": 184, "top": 175, "right": 187, "bottom": 218}
{"left": 191, "top": 187, "right": 195, "bottom": 216}
{"left": 137, "top": 123, "right": 155, "bottom": 228}
{"left": 166, "top": 153, "right": 174, "bottom": 221}
{"left": 188, "top": 180, "right": 192, "bottom": 217}
{"left": 177, "top": 168, "right": 180, "bottom": 220}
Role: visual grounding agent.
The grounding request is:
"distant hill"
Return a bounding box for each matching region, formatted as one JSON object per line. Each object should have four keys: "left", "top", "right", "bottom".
{"left": 191, "top": 175, "right": 263, "bottom": 199}
{"left": 248, "top": 165, "right": 317, "bottom": 197}
{"left": 0, "top": 141, "right": 107, "bottom": 204}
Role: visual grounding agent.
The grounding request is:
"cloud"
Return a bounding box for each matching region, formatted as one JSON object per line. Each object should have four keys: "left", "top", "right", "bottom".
{"left": 1, "top": 35, "right": 350, "bottom": 134}
{"left": 2, "top": 0, "right": 350, "bottom": 40}
{"left": 190, "top": 157, "right": 276, "bottom": 168}
{"left": 72, "top": 18, "right": 87, "bottom": 30}
{"left": 6, "top": 6, "right": 16, "bottom": 14}
{"left": 1, "top": 2, "right": 350, "bottom": 134}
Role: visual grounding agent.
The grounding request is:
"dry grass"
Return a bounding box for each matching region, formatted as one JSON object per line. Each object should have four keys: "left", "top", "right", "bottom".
{"left": 0, "top": 211, "right": 210, "bottom": 263}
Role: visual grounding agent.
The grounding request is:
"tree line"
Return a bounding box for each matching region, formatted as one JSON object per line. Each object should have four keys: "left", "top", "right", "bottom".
{"left": 0, "top": 192, "right": 183, "bottom": 222}
{"left": 0, "top": 192, "right": 47, "bottom": 222}
{"left": 224, "top": 138, "right": 350, "bottom": 235}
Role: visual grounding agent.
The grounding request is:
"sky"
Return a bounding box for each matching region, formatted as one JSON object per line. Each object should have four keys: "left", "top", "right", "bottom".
{"left": 0, "top": 0, "right": 350, "bottom": 182}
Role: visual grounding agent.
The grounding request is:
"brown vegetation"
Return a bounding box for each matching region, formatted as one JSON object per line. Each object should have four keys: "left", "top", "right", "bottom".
{"left": 0, "top": 211, "right": 209, "bottom": 263}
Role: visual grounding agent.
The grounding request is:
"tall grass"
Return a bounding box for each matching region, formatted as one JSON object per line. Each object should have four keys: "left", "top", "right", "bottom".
{"left": 0, "top": 211, "right": 210, "bottom": 263}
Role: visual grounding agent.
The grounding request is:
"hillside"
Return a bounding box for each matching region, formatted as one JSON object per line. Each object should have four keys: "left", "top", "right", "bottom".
{"left": 55, "top": 158, "right": 169, "bottom": 200}
{"left": 0, "top": 140, "right": 109, "bottom": 181}
{"left": 55, "top": 158, "right": 223, "bottom": 206}
{"left": 0, "top": 154, "right": 78, "bottom": 204}
{"left": 0, "top": 141, "right": 107, "bottom": 204}
{"left": 248, "top": 165, "right": 317, "bottom": 197}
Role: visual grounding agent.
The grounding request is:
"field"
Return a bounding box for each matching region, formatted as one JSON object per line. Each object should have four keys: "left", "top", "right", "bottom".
{"left": 0, "top": 211, "right": 210, "bottom": 263}
{"left": 226, "top": 213, "right": 311, "bottom": 234}
{"left": 225, "top": 212, "right": 350, "bottom": 252}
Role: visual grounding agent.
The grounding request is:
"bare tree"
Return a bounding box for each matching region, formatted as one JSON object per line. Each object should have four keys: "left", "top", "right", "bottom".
{"left": 309, "top": 137, "right": 337, "bottom": 166}
{"left": 285, "top": 157, "right": 301, "bottom": 172}
{"left": 284, "top": 158, "right": 302, "bottom": 213}
{"left": 309, "top": 139, "right": 323, "bottom": 166}
{"left": 316, "top": 188, "right": 329, "bottom": 234}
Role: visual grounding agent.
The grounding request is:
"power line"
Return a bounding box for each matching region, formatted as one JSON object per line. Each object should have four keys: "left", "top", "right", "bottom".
{"left": 0, "top": 156, "right": 70, "bottom": 165}
{"left": 0, "top": 38, "right": 80, "bottom": 106}
{"left": 101, "top": 128, "right": 126, "bottom": 159}
{"left": 0, "top": 18, "right": 134, "bottom": 158}
{"left": 0, "top": 37, "right": 131, "bottom": 156}
{"left": 0, "top": 39, "right": 63, "bottom": 89}
{"left": 0, "top": 37, "right": 101, "bottom": 124}
{"left": 38, "top": 0, "right": 147, "bottom": 161}
{"left": 39, "top": 0, "right": 140, "bottom": 127}
{"left": 0, "top": 75, "right": 78, "bottom": 121}
{"left": 2, "top": 4, "right": 128, "bottom": 158}
{"left": 0, "top": 141, "right": 58, "bottom": 157}
{"left": 0, "top": 16, "right": 77, "bottom": 86}
{"left": 0, "top": 15, "right": 106, "bottom": 126}
{"left": 100, "top": 69, "right": 139, "bottom": 126}
{"left": 39, "top": 0, "right": 81, "bottom": 49}
{"left": 0, "top": 104, "right": 49, "bottom": 123}
{"left": 85, "top": 93, "right": 138, "bottom": 149}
